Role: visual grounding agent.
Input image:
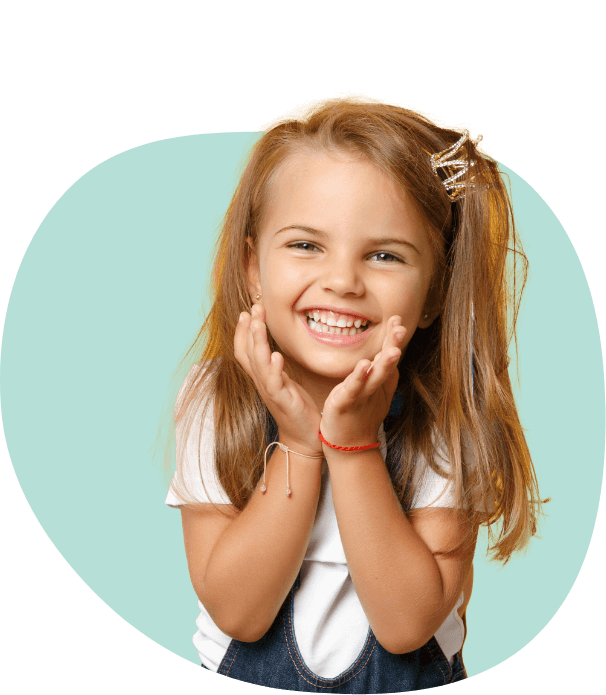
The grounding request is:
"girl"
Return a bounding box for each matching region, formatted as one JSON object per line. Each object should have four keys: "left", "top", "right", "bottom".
{"left": 164, "top": 98, "right": 544, "bottom": 692}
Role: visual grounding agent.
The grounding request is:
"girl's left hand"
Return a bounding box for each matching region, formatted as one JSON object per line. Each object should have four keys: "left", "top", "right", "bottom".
{"left": 320, "top": 316, "right": 406, "bottom": 450}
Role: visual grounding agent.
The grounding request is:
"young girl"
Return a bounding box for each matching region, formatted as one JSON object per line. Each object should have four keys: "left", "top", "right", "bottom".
{"left": 164, "top": 98, "right": 544, "bottom": 692}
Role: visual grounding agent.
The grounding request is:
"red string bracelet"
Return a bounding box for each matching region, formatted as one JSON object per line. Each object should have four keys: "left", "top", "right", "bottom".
{"left": 318, "top": 430, "right": 381, "bottom": 451}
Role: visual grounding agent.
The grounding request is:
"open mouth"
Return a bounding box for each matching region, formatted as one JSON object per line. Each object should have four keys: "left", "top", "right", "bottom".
{"left": 304, "top": 310, "right": 370, "bottom": 336}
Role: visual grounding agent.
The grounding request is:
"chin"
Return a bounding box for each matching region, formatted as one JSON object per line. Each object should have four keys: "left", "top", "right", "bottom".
{"left": 280, "top": 354, "right": 338, "bottom": 379}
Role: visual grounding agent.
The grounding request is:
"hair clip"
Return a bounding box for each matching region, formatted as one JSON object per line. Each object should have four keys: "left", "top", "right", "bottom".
{"left": 429, "top": 131, "right": 483, "bottom": 202}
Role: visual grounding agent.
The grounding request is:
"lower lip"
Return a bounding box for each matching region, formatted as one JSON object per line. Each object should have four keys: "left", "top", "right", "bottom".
{"left": 299, "top": 314, "right": 376, "bottom": 346}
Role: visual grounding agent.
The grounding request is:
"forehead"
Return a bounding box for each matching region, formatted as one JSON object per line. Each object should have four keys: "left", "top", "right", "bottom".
{"left": 260, "top": 149, "right": 430, "bottom": 251}
{"left": 266, "top": 148, "right": 403, "bottom": 213}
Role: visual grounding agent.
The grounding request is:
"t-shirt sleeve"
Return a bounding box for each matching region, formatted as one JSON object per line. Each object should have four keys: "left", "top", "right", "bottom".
{"left": 409, "top": 455, "right": 456, "bottom": 509}
{"left": 165, "top": 365, "right": 231, "bottom": 508}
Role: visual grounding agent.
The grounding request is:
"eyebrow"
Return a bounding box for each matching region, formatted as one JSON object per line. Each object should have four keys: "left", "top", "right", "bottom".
{"left": 276, "top": 225, "right": 421, "bottom": 254}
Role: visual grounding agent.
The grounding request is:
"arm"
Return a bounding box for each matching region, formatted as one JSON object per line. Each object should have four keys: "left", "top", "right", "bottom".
{"left": 180, "top": 439, "right": 322, "bottom": 643}
{"left": 325, "top": 446, "right": 476, "bottom": 654}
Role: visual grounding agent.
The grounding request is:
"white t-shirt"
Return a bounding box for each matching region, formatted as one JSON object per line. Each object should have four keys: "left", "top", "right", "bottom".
{"left": 165, "top": 367, "right": 468, "bottom": 675}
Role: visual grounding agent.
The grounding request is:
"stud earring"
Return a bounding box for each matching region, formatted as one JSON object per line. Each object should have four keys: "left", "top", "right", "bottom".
{"left": 255, "top": 294, "right": 262, "bottom": 301}
{"left": 423, "top": 313, "right": 428, "bottom": 320}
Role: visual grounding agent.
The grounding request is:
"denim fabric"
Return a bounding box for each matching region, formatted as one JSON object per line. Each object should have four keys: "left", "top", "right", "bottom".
{"left": 213, "top": 571, "right": 465, "bottom": 692}
{"left": 203, "top": 391, "right": 468, "bottom": 691}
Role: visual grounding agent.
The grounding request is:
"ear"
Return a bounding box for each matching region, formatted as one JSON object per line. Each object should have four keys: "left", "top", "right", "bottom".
{"left": 244, "top": 236, "right": 262, "bottom": 300}
{"left": 418, "top": 284, "right": 441, "bottom": 329}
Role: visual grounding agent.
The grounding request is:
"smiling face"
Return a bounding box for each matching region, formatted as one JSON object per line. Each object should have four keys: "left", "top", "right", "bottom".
{"left": 246, "top": 148, "right": 438, "bottom": 401}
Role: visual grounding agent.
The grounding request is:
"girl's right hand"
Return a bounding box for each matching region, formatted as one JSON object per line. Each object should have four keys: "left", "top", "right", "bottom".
{"left": 234, "top": 305, "right": 323, "bottom": 457}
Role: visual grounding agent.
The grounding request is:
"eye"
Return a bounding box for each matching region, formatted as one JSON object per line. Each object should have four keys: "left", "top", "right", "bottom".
{"left": 287, "top": 241, "right": 318, "bottom": 251}
{"left": 371, "top": 251, "right": 404, "bottom": 263}
{"left": 287, "top": 246, "right": 404, "bottom": 263}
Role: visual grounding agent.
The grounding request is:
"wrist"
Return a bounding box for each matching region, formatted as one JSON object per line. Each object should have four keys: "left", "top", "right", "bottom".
{"left": 318, "top": 429, "right": 381, "bottom": 452}
{"left": 322, "top": 443, "right": 384, "bottom": 466}
{"left": 277, "top": 435, "right": 324, "bottom": 459}
{"left": 322, "top": 446, "right": 379, "bottom": 463}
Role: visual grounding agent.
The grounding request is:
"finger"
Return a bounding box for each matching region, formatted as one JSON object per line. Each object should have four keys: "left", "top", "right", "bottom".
{"left": 240, "top": 310, "right": 291, "bottom": 412}
{"left": 362, "top": 320, "right": 403, "bottom": 385}
{"left": 380, "top": 318, "right": 392, "bottom": 352}
{"left": 234, "top": 311, "right": 253, "bottom": 375}
{"left": 243, "top": 313, "right": 278, "bottom": 405}
{"left": 385, "top": 346, "right": 402, "bottom": 365}
{"left": 249, "top": 313, "right": 272, "bottom": 381}
{"left": 383, "top": 316, "right": 403, "bottom": 349}
{"left": 364, "top": 345, "right": 402, "bottom": 392}
{"left": 378, "top": 315, "right": 396, "bottom": 351}
{"left": 364, "top": 353, "right": 380, "bottom": 380}
{"left": 377, "top": 334, "right": 403, "bottom": 369}
{"left": 377, "top": 319, "right": 405, "bottom": 365}
{"left": 392, "top": 324, "right": 406, "bottom": 350}
{"left": 268, "top": 350, "right": 281, "bottom": 368}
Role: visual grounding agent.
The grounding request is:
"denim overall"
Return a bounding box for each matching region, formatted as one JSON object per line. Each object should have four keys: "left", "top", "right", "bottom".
{"left": 203, "top": 393, "right": 468, "bottom": 692}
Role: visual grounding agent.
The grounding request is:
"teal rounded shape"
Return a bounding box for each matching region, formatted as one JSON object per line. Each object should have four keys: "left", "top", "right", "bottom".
{"left": 1, "top": 134, "right": 603, "bottom": 677}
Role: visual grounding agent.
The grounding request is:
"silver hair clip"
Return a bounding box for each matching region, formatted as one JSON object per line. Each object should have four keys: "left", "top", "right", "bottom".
{"left": 429, "top": 131, "right": 483, "bottom": 202}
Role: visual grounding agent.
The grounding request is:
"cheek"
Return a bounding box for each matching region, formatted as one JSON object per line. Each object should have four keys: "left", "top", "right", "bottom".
{"left": 261, "top": 255, "right": 296, "bottom": 290}
{"left": 262, "top": 260, "right": 309, "bottom": 305}
{"left": 390, "top": 276, "right": 431, "bottom": 316}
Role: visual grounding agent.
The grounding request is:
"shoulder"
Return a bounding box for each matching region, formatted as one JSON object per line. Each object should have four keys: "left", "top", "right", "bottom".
{"left": 182, "top": 361, "right": 207, "bottom": 386}
{"left": 168, "top": 360, "right": 230, "bottom": 506}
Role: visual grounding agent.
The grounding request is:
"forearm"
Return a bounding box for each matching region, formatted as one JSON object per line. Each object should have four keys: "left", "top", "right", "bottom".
{"left": 203, "top": 440, "right": 322, "bottom": 641}
{"left": 325, "top": 447, "right": 452, "bottom": 653}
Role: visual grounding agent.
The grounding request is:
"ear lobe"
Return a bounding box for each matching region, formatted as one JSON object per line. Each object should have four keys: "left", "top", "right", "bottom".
{"left": 418, "top": 279, "right": 442, "bottom": 329}
{"left": 418, "top": 309, "right": 439, "bottom": 329}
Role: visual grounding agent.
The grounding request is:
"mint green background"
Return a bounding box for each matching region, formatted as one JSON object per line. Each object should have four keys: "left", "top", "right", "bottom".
{"left": 1, "top": 134, "right": 603, "bottom": 678}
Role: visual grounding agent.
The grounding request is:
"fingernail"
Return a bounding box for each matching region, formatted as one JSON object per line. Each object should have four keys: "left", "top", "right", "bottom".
{"left": 395, "top": 329, "right": 405, "bottom": 341}
{"left": 238, "top": 313, "right": 244, "bottom": 322}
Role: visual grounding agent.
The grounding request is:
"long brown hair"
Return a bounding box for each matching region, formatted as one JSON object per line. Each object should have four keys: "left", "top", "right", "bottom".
{"left": 162, "top": 97, "right": 546, "bottom": 564}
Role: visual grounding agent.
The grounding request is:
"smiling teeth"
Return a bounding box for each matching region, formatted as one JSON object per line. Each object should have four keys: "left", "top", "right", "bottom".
{"left": 306, "top": 311, "right": 368, "bottom": 326}
{"left": 306, "top": 316, "right": 368, "bottom": 335}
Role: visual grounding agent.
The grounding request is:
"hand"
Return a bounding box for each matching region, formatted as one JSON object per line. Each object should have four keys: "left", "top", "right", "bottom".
{"left": 320, "top": 316, "right": 406, "bottom": 450}
{"left": 234, "top": 304, "right": 323, "bottom": 456}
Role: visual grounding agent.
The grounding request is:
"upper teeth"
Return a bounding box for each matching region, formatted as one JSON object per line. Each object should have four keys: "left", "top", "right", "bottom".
{"left": 305, "top": 310, "right": 369, "bottom": 328}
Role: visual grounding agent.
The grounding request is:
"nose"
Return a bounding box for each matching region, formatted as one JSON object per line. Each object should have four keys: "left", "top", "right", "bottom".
{"left": 320, "top": 254, "right": 365, "bottom": 297}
